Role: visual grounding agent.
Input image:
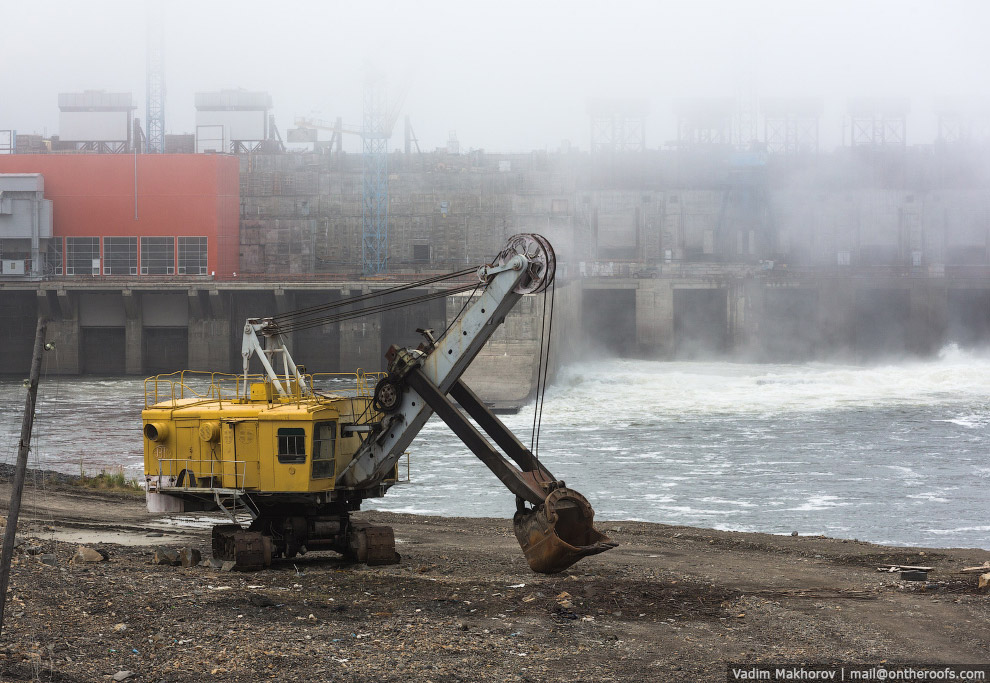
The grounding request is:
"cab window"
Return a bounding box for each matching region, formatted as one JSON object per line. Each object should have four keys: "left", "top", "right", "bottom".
{"left": 277, "top": 427, "right": 306, "bottom": 464}
{"left": 312, "top": 422, "right": 336, "bottom": 479}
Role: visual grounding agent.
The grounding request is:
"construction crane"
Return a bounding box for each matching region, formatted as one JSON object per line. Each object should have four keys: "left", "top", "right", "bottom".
{"left": 292, "top": 117, "right": 364, "bottom": 153}
{"left": 145, "top": 20, "right": 165, "bottom": 154}
{"left": 361, "top": 68, "right": 410, "bottom": 276}
{"left": 404, "top": 115, "right": 422, "bottom": 156}
{"left": 293, "top": 69, "right": 410, "bottom": 275}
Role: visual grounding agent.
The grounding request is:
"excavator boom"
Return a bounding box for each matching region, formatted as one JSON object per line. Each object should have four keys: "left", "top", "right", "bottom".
{"left": 343, "top": 234, "right": 616, "bottom": 572}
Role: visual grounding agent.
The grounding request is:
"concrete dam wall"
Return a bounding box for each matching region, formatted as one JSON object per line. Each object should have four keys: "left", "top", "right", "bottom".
{"left": 1, "top": 148, "right": 988, "bottom": 402}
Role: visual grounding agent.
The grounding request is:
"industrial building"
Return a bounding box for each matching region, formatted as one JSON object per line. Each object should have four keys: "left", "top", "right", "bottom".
{"left": 194, "top": 89, "right": 273, "bottom": 154}
{"left": 0, "top": 174, "right": 53, "bottom": 278}
{"left": 0, "top": 90, "right": 988, "bottom": 389}
{"left": 0, "top": 154, "right": 239, "bottom": 278}
{"left": 56, "top": 90, "right": 137, "bottom": 154}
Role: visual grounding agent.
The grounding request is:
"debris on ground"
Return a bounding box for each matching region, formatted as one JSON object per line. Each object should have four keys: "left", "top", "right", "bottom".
{"left": 0, "top": 477, "right": 987, "bottom": 682}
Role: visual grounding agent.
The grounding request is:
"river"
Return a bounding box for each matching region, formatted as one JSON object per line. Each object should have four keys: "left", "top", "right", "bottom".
{"left": 1, "top": 345, "right": 988, "bottom": 550}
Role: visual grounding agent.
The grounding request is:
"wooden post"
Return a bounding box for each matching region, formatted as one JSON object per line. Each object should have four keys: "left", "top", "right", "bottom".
{"left": 0, "top": 317, "right": 48, "bottom": 638}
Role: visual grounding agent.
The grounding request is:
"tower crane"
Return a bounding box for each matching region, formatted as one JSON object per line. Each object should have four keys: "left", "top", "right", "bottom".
{"left": 294, "top": 68, "right": 413, "bottom": 276}
{"left": 145, "top": 19, "right": 166, "bottom": 153}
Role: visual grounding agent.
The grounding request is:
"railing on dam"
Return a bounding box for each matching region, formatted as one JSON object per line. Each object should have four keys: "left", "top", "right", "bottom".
{"left": 576, "top": 260, "right": 990, "bottom": 281}
{"left": 7, "top": 260, "right": 990, "bottom": 287}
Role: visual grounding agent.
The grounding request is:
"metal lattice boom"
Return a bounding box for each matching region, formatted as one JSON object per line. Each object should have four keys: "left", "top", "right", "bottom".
{"left": 362, "top": 72, "right": 389, "bottom": 275}
{"left": 146, "top": 23, "right": 166, "bottom": 154}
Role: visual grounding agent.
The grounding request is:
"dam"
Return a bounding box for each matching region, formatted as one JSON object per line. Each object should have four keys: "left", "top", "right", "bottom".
{"left": 2, "top": 98, "right": 989, "bottom": 403}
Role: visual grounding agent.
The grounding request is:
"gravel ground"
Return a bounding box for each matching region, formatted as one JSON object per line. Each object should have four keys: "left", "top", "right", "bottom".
{"left": 0, "top": 479, "right": 987, "bottom": 682}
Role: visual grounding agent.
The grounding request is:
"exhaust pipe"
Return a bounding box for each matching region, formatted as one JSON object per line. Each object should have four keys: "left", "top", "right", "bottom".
{"left": 513, "top": 487, "right": 617, "bottom": 574}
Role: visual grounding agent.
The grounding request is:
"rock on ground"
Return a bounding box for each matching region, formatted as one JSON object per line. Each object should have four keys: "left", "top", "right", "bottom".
{"left": 70, "top": 545, "right": 107, "bottom": 564}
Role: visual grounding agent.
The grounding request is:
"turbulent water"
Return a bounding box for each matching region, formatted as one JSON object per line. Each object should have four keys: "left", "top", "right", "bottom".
{"left": 1, "top": 345, "right": 988, "bottom": 550}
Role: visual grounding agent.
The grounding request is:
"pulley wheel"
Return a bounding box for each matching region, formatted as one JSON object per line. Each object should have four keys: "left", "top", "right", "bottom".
{"left": 373, "top": 375, "right": 403, "bottom": 413}
{"left": 495, "top": 233, "right": 556, "bottom": 294}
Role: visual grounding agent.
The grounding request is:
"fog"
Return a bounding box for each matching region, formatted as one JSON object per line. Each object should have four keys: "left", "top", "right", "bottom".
{"left": 2, "top": 0, "right": 989, "bottom": 152}
{"left": 3, "top": 0, "right": 990, "bottom": 364}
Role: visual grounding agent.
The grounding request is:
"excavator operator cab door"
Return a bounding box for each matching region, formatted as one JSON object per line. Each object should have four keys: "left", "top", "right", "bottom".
{"left": 220, "top": 419, "right": 259, "bottom": 490}
{"left": 311, "top": 421, "right": 337, "bottom": 484}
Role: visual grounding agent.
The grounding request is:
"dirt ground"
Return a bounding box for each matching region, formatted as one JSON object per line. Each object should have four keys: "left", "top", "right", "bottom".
{"left": 0, "top": 477, "right": 987, "bottom": 683}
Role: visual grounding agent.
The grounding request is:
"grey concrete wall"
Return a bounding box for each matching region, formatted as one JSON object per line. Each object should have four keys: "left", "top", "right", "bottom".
{"left": 123, "top": 290, "right": 142, "bottom": 375}
{"left": 338, "top": 313, "right": 383, "bottom": 374}
{"left": 456, "top": 279, "right": 580, "bottom": 408}
{"left": 236, "top": 150, "right": 990, "bottom": 282}
{"left": 634, "top": 280, "right": 674, "bottom": 357}
{"left": 4, "top": 148, "right": 989, "bottom": 385}
{"left": 1, "top": 271, "right": 987, "bottom": 389}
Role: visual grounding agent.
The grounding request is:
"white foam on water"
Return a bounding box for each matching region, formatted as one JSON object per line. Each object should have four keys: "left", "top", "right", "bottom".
{"left": 640, "top": 493, "right": 675, "bottom": 502}
{"left": 529, "top": 347, "right": 990, "bottom": 425}
{"left": 652, "top": 504, "right": 733, "bottom": 518}
{"left": 936, "top": 414, "right": 990, "bottom": 429}
{"left": 698, "top": 496, "right": 757, "bottom": 508}
{"left": 884, "top": 465, "right": 922, "bottom": 479}
{"left": 927, "top": 525, "right": 990, "bottom": 536}
{"left": 711, "top": 522, "right": 754, "bottom": 532}
{"left": 786, "top": 495, "right": 852, "bottom": 511}
{"left": 369, "top": 505, "right": 446, "bottom": 516}
{"left": 2, "top": 348, "right": 989, "bottom": 550}
{"left": 907, "top": 492, "right": 950, "bottom": 503}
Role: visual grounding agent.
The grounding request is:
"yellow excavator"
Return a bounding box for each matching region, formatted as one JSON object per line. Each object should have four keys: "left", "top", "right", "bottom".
{"left": 141, "top": 234, "right": 616, "bottom": 573}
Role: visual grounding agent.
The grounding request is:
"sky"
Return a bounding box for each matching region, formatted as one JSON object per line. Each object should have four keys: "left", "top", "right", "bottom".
{"left": 1, "top": 0, "right": 988, "bottom": 153}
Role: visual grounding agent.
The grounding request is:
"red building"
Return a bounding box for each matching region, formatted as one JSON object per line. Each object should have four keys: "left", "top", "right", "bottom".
{"left": 0, "top": 154, "right": 239, "bottom": 278}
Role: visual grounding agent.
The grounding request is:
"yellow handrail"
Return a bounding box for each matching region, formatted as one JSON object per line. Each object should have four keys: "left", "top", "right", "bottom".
{"left": 145, "top": 369, "right": 387, "bottom": 407}
{"left": 145, "top": 372, "right": 268, "bottom": 408}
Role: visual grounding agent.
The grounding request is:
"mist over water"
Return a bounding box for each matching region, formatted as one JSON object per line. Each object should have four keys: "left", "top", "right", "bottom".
{"left": 1, "top": 346, "right": 987, "bottom": 550}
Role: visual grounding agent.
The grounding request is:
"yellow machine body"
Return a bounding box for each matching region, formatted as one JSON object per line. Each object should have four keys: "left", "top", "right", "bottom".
{"left": 142, "top": 372, "right": 396, "bottom": 506}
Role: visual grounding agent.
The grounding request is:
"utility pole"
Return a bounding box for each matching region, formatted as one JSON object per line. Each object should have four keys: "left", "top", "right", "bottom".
{"left": 0, "top": 317, "right": 48, "bottom": 637}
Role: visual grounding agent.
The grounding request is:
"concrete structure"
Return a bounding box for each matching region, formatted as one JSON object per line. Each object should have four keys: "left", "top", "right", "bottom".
{"left": 0, "top": 154, "right": 240, "bottom": 278}
{"left": 233, "top": 148, "right": 990, "bottom": 273}
{"left": 195, "top": 90, "right": 271, "bottom": 154}
{"left": 674, "top": 98, "right": 735, "bottom": 146}
{"left": 0, "top": 174, "right": 53, "bottom": 277}
{"left": 0, "top": 279, "right": 573, "bottom": 412}
{"left": 581, "top": 268, "right": 988, "bottom": 362}
{"left": 229, "top": 146, "right": 990, "bottom": 367}
{"left": 762, "top": 98, "right": 823, "bottom": 155}
{"left": 1, "top": 264, "right": 984, "bottom": 381}
{"left": 0, "top": 146, "right": 988, "bottom": 400}
{"left": 588, "top": 99, "right": 648, "bottom": 155}
{"left": 847, "top": 98, "right": 909, "bottom": 148}
{"left": 57, "top": 91, "right": 136, "bottom": 153}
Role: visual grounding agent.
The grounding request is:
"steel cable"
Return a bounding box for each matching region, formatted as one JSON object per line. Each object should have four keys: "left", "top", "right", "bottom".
{"left": 531, "top": 283, "right": 549, "bottom": 452}
{"left": 269, "top": 267, "right": 478, "bottom": 323}
{"left": 274, "top": 283, "right": 478, "bottom": 334}
{"left": 533, "top": 278, "right": 555, "bottom": 458}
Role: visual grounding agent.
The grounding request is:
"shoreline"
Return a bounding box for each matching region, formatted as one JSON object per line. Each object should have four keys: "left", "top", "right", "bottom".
{"left": 3, "top": 462, "right": 987, "bottom": 552}
{"left": 0, "top": 477, "right": 986, "bottom": 681}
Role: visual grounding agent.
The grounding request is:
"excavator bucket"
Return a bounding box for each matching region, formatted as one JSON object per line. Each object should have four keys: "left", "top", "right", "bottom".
{"left": 513, "top": 487, "right": 618, "bottom": 574}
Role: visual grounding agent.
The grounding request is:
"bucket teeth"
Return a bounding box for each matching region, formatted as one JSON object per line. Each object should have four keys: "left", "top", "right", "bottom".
{"left": 512, "top": 487, "right": 617, "bottom": 574}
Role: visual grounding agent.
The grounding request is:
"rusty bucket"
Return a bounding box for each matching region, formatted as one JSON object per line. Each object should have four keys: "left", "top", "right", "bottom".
{"left": 513, "top": 487, "right": 617, "bottom": 574}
